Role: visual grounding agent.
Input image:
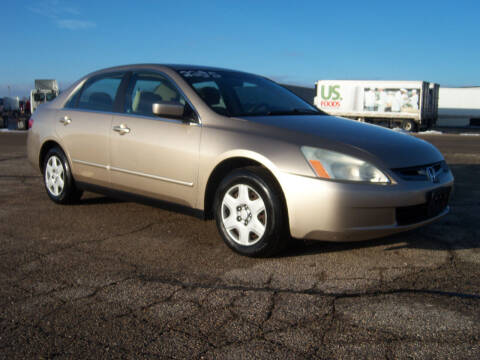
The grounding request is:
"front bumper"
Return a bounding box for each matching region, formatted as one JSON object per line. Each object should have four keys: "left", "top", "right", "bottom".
{"left": 277, "top": 169, "right": 454, "bottom": 242}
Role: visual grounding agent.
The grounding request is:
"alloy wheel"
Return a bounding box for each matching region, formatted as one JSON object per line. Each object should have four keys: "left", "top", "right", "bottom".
{"left": 220, "top": 184, "right": 267, "bottom": 246}
{"left": 45, "top": 155, "right": 65, "bottom": 196}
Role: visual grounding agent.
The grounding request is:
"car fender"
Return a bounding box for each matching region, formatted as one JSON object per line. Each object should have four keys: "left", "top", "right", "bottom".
{"left": 196, "top": 148, "right": 284, "bottom": 211}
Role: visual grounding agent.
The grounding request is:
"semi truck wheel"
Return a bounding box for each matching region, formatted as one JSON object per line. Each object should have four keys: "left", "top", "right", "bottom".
{"left": 401, "top": 119, "right": 417, "bottom": 132}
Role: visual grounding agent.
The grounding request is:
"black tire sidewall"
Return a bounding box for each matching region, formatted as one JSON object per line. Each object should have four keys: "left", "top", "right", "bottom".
{"left": 214, "top": 168, "right": 285, "bottom": 257}
{"left": 43, "top": 147, "right": 75, "bottom": 204}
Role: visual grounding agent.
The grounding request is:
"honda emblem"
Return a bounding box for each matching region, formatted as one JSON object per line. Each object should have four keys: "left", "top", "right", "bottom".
{"left": 426, "top": 166, "right": 438, "bottom": 183}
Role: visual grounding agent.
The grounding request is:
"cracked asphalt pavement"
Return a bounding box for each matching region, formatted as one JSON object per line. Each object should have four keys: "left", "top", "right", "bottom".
{"left": 0, "top": 132, "right": 479, "bottom": 359}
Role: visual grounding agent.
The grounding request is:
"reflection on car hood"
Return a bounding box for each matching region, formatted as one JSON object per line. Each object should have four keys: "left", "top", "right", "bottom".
{"left": 239, "top": 115, "right": 444, "bottom": 168}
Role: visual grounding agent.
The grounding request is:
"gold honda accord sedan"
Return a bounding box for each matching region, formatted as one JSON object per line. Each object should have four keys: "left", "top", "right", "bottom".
{"left": 27, "top": 64, "right": 453, "bottom": 256}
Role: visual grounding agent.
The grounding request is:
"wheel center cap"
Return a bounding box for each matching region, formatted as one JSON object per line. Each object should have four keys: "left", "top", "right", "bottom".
{"left": 240, "top": 208, "right": 249, "bottom": 219}
{"left": 237, "top": 204, "right": 252, "bottom": 224}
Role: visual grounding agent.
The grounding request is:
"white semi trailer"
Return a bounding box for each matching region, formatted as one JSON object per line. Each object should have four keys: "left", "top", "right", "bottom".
{"left": 437, "top": 87, "right": 480, "bottom": 127}
{"left": 314, "top": 80, "right": 439, "bottom": 131}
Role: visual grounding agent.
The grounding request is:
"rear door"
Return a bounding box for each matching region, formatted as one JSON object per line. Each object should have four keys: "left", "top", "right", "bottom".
{"left": 56, "top": 72, "right": 126, "bottom": 187}
{"left": 109, "top": 71, "right": 201, "bottom": 207}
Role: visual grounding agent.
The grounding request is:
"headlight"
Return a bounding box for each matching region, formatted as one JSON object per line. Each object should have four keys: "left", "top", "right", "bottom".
{"left": 301, "top": 146, "right": 390, "bottom": 184}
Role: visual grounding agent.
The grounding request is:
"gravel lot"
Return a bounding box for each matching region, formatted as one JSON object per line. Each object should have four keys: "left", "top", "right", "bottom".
{"left": 0, "top": 131, "right": 479, "bottom": 359}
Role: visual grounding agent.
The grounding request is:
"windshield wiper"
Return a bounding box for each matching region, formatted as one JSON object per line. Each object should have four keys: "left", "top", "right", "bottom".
{"left": 266, "top": 108, "right": 321, "bottom": 116}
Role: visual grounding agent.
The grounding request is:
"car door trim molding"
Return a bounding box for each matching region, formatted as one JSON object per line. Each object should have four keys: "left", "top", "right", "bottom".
{"left": 72, "top": 159, "right": 194, "bottom": 187}
{"left": 73, "top": 159, "right": 108, "bottom": 169}
{"left": 109, "top": 166, "right": 194, "bottom": 187}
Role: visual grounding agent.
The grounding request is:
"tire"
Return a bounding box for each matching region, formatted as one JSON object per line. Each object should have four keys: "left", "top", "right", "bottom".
{"left": 43, "top": 147, "right": 83, "bottom": 204}
{"left": 213, "top": 166, "right": 288, "bottom": 257}
{"left": 401, "top": 119, "right": 417, "bottom": 132}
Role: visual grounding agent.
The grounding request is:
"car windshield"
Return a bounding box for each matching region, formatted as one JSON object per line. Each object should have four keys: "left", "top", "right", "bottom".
{"left": 46, "top": 92, "right": 57, "bottom": 101}
{"left": 177, "top": 69, "right": 322, "bottom": 117}
{"left": 34, "top": 93, "right": 45, "bottom": 102}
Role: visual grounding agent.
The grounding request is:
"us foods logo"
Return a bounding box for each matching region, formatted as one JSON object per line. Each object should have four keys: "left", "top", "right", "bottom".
{"left": 320, "top": 85, "right": 342, "bottom": 107}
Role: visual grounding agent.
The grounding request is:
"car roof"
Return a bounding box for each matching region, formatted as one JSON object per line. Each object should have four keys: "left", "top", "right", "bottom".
{"left": 88, "top": 64, "right": 257, "bottom": 78}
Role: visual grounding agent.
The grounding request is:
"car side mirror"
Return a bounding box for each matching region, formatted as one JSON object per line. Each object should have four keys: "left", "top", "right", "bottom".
{"left": 152, "top": 102, "right": 185, "bottom": 119}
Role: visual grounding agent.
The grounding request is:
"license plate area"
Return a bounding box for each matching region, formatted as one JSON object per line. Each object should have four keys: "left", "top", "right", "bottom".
{"left": 427, "top": 187, "right": 451, "bottom": 218}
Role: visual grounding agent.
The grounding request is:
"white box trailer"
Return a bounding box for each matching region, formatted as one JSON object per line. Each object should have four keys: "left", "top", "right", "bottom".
{"left": 437, "top": 87, "right": 480, "bottom": 127}
{"left": 314, "top": 80, "right": 437, "bottom": 131}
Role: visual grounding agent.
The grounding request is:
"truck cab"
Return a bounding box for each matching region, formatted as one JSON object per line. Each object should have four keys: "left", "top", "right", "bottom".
{"left": 30, "top": 79, "right": 59, "bottom": 114}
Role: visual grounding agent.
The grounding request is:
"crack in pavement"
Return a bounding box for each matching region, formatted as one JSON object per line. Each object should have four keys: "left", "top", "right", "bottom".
{"left": 0, "top": 155, "right": 27, "bottom": 162}
{"left": 135, "top": 274, "right": 480, "bottom": 300}
{"left": 0, "top": 175, "right": 40, "bottom": 179}
{"left": 6, "top": 222, "right": 159, "bottom": 262}
{"left": 3, "top": 269, "right": 479, "bottom": 359}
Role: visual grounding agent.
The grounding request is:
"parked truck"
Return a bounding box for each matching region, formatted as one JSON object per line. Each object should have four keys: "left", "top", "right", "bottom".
{"left": 30, "top": 79, "right": 59, "bottom": 114}
{"left": 0, "top": 96, "right": 20, "bottom": 128}
{"left": 429, "top": 82, "right": 440, "bottom": 125}
{"left": 314, "top": 80, "right": 439, "bottom": 131}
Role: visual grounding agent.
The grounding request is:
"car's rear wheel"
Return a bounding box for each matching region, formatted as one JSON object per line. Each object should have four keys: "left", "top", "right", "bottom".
{"left": 214, "top": 167, "right": 288, "bottom": 257}
{"left": 43, "top": 147, "right": 83, "bottom": 204}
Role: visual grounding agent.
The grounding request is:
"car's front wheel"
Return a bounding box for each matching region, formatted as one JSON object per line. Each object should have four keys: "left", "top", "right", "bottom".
{"left": 214, "top": 167, "right": 288, "bottom": 257}
{"left": 43, "top": 147, "right": 83, "bottom": 204}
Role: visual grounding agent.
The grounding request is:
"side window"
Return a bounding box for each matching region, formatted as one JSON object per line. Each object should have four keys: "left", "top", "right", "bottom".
{"left": 75, "top": 73, "right": 123, "bottom": 112}
{"left": 126, "top": 72, "right": 185, "bottom": 117}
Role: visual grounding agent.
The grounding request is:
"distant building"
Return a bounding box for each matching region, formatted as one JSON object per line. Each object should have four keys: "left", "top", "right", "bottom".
{"left": 437, "top": 87, "right": 480, "bottom": 127}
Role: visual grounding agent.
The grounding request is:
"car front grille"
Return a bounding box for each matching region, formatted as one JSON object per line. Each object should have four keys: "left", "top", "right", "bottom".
{"left": 396, "top": 186, "right": 451, "bottom": 225}
{"left": 392, "top": 161, "right": 447, "bottom": 182}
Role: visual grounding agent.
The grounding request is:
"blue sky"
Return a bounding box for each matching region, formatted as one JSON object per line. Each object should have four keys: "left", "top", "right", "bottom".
{"left": 1, "top": 0, "right": 479, "bottom": 97}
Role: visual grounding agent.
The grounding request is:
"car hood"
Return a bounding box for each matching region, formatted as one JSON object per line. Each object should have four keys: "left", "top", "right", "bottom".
{"left": 238, "top": 115, "right": 444, "bottom": 169}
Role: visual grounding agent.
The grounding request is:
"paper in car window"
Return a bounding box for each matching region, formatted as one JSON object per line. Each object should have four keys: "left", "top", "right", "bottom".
{"left": 179, "top": 70, "right": 221, "bottom": 79}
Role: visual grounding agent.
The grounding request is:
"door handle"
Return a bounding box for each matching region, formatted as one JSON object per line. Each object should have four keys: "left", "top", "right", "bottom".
{"left": 113, "top": 124, "right": 131, "bottom": 135}
{"left": 59, "top": 116, "right": 71, "bottom": 125}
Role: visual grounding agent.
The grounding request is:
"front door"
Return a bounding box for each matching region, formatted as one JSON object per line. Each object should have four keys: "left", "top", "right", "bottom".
{"left": 109, "top": 71, "right": 201, "bottom": 207}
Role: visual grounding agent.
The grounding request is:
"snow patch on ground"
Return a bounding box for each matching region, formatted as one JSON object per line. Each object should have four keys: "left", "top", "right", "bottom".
{"left": 0, "top": 129, "right": 27, "bottom": 133}
{"left": 418, "top": 130, "right": 443, "bottom": 135}
{"left": 391, "top": 127, "right": 410, "bottom": 134}
{"left": 390, "top": 128, "right": 444, "bottom": 135}
{"left": 459, "top": 133, "right": 480, "bottom": 136}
